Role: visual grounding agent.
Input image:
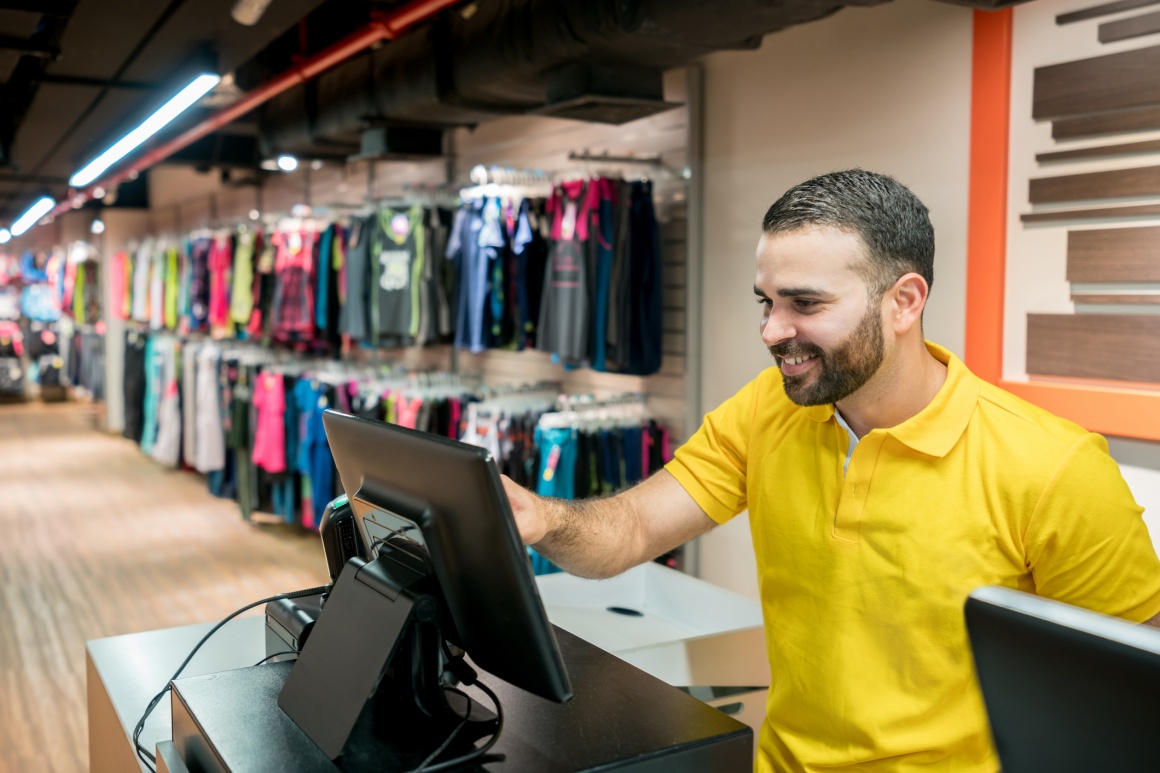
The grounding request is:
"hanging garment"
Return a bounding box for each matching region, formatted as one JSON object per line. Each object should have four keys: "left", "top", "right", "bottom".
{"left": 189, "top": 238, "right": 212, "bottom": 332}
{"left": 448, "top": 200, "right": 501, "bottom": 353}
{"left": 252, "top": 371, "right": 288, "bottom": 474}
{"left": 131, "top": 241, "right": 152, "bottom": 322}
{"left": 371, "top": 206, "right": 425, "bottom": 341}
{"left": 535, "top": 426, "right": 578, "bottom": 500}
{"left": 271, "top": 231, "right": 316, "bottom": 339}
{"left": 194, "top": 344, "right": 226, "bottom": 472}
{"left": 628, "top": 181, "right": 664, "bottom": 376}
{"left": 229, "top": 232, "right": 256, "bottom": 326}
{"left": 150, "top": 342, "right": 182, "bottom": 468}
{"left": 0, "top": 287, "right": 19, "bottom": 321}
{"left": 148, "top": 245, "right": 166, "bottom": 331}
{"left": 123, "top": 332, "right": 147, "bottom": 443}
{"left": 182, "top": 341, "right": 199, "bottom": 467}
{"left": 208, "top": 236, "right": 234, "bottom": 336}
{"left": 339, "top": 216, "right": 371, "bottom": 340}
{"left": 537, "top": 181, "right": 592, "bottom": 362}
{"left": 0, "top": 358, "right": 24, "bottom": 396}
{"left": 513, "top": 198, "right": 548, "bottom": 350}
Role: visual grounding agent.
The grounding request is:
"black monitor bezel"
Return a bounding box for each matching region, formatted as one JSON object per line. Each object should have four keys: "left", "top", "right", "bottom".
{"left": 321, "top": 408, "right": 572, "bottom": 704}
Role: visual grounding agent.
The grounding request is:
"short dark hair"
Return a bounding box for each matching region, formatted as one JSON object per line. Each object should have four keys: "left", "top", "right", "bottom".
{"left": 761, "top": 169, "right": 935, "bottom": 297}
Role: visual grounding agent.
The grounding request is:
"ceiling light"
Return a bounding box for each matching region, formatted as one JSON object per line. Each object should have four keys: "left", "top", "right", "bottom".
{"left": 11, "top": 197, "right": 56, "bottom": 236}
{"left": 276, "top": 155, "right": 298, "bottom": 172}
{"left": 91, "top": 219, "right": 106, "bottom": 235}
{"left": 0, "top": 229, "right": 10, "bottom": 244}
{"left": 249, "top": 209, "right": 260, "bottom": 220}
{"left": 69, "top": 73, "right": 222, "bottom": 189}
{"left": 311, "top": 159, "right": 323, "bottom": 171}
{"left": 93, "top": 187, "right": 106, "bottom": 200}
{"left": 231, "top": 0, "right": 274, "bottom": 25}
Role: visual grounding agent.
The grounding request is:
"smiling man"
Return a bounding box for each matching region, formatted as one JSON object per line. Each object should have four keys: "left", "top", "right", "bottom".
{"left": 502, "top": 170, "right": 1160, "bottom": 772}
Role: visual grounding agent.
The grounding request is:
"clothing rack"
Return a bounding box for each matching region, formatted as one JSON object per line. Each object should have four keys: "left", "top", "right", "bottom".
{"left": 566, "top": 149, "right": 685, "bottom": 180}
{"left": 538, "top": 392, "right": 650, "bottom": 429}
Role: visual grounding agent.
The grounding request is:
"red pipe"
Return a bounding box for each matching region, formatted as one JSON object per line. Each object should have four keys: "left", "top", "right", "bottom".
{"left": 54, "top": 0, "right": 462, "bottom": 216}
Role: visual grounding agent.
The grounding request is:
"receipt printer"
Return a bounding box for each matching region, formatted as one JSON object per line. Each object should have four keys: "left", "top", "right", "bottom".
{"left": 264, "top": 495, "right": 366, "bottom": 660}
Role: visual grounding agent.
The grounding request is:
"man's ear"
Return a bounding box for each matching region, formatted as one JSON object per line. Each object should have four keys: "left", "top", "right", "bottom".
{"left": 885, "top": 273, "right": 928, "bottom": 336}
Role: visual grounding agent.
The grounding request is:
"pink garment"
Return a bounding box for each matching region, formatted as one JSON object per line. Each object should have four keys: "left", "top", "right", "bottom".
{"left": 0, "top": 321, "right": 24, "bottom": 356}
{"left": 252, "top": 372, "right": 287, "bottom": 473}
{"left": 547, "top": 180, "right": 596, "bottom": 241}
{"left": 110, "top": 252, "right": 129, "bottom": 320}
{"left": 207, "top": 237, "right": 233, "bottom": 328}
{"left": 448, "top": 399, "right": 461, "bottom": 439}
{"left": 395, "top": 395, "right": 423, "bottom": 430}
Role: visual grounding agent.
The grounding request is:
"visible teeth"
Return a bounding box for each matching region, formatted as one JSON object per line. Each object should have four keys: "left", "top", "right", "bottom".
{"left": 782, "top": 355, "right": 816, "bottom": 366}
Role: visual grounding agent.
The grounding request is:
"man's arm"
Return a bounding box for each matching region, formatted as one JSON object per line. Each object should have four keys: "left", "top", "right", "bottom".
{"left": 502, "top": 470, "right": 717, "bottom": 580}
{"left": 1146, "top": 612, "right": 1160, "bottom": 629}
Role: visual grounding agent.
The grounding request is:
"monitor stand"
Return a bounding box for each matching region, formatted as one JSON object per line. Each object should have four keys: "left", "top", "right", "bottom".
{"left": 278, "top": 556, "right": 497, "bottom": 762}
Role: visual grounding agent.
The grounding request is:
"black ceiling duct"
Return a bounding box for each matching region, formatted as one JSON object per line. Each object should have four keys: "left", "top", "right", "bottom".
{"left": 257, "top": 0, "right": 897, "bottom": 156}
{"left": 532, "top": 63, "right": 680, "bottom": 125}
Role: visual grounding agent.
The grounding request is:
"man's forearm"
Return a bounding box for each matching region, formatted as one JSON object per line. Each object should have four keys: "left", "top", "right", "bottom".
{"left": 533, "top": 491, "right": 649, "bottom": 579}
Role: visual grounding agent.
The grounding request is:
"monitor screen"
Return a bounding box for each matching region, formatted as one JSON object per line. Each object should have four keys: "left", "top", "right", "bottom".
{"left": 965, "top": 586, "right": 1160, "bottom": 773}
{"left": 322, "top": 408, "right": 572, "bottom": 704}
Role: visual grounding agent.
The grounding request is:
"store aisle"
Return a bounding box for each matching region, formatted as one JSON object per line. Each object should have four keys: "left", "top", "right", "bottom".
{"left": 0, "top": 402, "right": 328, "bottom": 773}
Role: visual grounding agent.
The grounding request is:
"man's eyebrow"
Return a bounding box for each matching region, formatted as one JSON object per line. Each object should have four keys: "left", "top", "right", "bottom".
{"left": 776, "top": 287, "right": 829, "bottom": 298}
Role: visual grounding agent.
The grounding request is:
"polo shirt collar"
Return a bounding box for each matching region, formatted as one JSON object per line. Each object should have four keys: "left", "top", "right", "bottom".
{"left": 803, "top": 341, "right": 979, "bottom": 458}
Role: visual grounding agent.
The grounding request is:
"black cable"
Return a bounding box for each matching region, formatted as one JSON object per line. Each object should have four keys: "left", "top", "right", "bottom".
{"left": 410, "top": 691, "right": 469, "bottom": 772}
{"left": 254, "top": 650, "right": 298, "bottom": 667}
{"left": 409, "top": 680, "right": 505, "bottom": 773}
{"left": 132, "top": 584, "right": 331, "bottom": 772}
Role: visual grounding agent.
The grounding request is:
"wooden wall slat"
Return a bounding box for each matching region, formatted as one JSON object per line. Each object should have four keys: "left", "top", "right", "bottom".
{"left": 1022, "top": 202, "right": 1160, "bottom": 222}
{"left": 1036, "top": 138, "right": 1160, "bottom": 162}
{"left": 1053, "top": 104, "right": 1160, "bottom": 140}
{"left": 1058, "top": 0, "right": 1160, "bottom": 24}
{"left": 1027, "top": 313, "right": 1160, "bottom": 382}
{"left": 1099, "top": 9, "right": 1160, "bottom": 42}
{"left": 1067, "top": 225, "right": 1160, "bottom": 281}
{"left": 1071, "top": 294, "right": 1160, "bottom": 303}
{"left": 1032, "top": 44, "right": 1160, "bottom": 119}
{"left": 1029, "top": 165, "right": 1160, "bottom": 203}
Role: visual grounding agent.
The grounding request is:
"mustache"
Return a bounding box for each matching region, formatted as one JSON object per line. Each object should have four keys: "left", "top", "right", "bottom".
{"left": 769, "top": 342, "right": 823, "bottom": 359}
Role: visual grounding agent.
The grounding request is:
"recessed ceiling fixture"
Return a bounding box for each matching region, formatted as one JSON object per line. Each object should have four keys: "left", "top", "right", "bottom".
{"left": 0, "top": 229, "right": 10, "bottom": 244}
{"left": 69, "top": 74, "right": 222, "bottom": 189}
{"left": 231, "top": 0, "right": 275, "bottom": 26}
{"left": 276, "top": 155, "right": 299, "bottom": 172}
{"left": 10, "top": 197, "right": 56, "bottom": 237}
{"left": 91, "top": 219, "right": 106, "bottom": 235}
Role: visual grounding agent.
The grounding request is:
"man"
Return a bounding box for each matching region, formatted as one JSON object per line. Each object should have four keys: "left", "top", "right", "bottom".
{"left": 503, "top": 170, "right": 1160, "bottom": 772}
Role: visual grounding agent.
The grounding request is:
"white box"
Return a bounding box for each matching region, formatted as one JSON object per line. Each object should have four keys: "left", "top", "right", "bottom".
{"left": 536, "top": 562, "right": 767, "bottom": 687}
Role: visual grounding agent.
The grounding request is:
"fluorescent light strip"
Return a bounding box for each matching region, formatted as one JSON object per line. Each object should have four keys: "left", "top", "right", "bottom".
{"left": 69, "top": 73, "right": 221, "bottom": 189}
{"left": 10, "top": 196, "right": 56, "bottom": 236}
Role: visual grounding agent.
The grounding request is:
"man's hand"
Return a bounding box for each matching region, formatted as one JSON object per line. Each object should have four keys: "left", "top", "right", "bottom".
{"left": 501, "top": 474, "right": 550, "bottom": 545}
{"left": 500, "top": 470, "right": 717, "bottom": 579}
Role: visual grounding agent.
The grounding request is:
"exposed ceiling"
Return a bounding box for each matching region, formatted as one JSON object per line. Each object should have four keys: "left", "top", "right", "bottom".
{"left": 0, "top": 0, "right": 1025, "bottom": 225}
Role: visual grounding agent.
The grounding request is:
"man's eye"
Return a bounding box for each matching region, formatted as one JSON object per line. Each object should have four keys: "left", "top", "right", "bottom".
{"left": 755, "top": 297, "right": 772, "bottom": 307}
{"left": 794, "top": 299, "right": 818, "bottom": 309}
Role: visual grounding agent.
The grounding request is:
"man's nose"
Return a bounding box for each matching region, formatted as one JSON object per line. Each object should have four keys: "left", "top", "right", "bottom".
{"left": 761, "top": 306, "right": 795, "bottom": 347}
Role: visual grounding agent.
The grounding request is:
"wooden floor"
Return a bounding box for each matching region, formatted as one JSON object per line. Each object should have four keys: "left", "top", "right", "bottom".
{"left": 0, "top": 401, "right": 328, "bottom": 773}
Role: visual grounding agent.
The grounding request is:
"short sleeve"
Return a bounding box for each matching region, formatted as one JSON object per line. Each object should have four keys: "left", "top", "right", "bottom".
{"left": 1026, "top": 432, "right": 1160, "bottom": 623}
{"left": 664, "top": 377, "right": 760, "bottom": 524}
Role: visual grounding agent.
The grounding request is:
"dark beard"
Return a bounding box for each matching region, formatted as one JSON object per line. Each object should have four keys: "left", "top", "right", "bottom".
{"left": 770, "top": 302, "right": 886, "bottom": 407}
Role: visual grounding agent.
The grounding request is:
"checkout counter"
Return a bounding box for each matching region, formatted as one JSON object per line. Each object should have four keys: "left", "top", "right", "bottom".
{"left": 87, "top": 563, "right": 770, "bottom": 772}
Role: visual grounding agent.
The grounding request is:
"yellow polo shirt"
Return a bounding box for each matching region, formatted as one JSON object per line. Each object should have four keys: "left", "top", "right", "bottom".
{"left": 666, "top": 342, "right": 1160, "bottom": 773}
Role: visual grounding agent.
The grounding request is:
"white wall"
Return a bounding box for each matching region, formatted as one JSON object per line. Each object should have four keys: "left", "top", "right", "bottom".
{"left": 695, "top": 0, "right": 975, "bottom": 597}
